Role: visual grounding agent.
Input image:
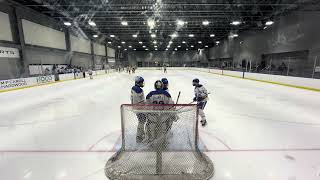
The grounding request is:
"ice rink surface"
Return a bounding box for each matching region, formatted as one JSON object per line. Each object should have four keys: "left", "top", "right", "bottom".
{"left": 0, "top": 69, "right": 320, "bottom": 180}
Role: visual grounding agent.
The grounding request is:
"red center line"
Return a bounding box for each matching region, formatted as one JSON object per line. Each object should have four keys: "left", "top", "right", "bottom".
{"left": 0, "top": 150, "right": 114, "bottom": 153}
{"left": 0, "top": 148, "right": 320, "bottom": 153}
{"left": 2, "top": 129, "right": 320, "bottom": 154}
{"left": 205, "top": 148, "right": 320, "bottom": 152}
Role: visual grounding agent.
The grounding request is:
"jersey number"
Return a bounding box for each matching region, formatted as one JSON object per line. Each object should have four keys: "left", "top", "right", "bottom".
{"left": 153, "top": 101, "right": 164, "bottom": 104}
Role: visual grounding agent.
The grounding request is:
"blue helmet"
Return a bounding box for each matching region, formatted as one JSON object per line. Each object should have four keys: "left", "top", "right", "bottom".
{"left": 161, "top": 78, "right": 168, "bottom": 85}
{"left": 135, "top": 76, "right": 144, "bottom": 87}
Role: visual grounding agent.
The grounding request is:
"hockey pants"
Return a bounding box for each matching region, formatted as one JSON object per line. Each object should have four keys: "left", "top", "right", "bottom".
{"left": 136, "top": 113, "right": 146, "bottom": 140}
{"left": 197, "top": 101, "right": 207, "bottom": 121}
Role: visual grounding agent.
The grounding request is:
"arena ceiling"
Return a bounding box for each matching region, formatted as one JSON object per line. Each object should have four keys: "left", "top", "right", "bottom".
{"left": 8, "top": 0, "right": 320, "bottom": 51}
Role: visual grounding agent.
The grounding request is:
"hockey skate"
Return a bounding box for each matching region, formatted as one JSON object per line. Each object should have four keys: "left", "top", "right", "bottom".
{"left": 200, "top": 119, "right": 207, "bottom": 127}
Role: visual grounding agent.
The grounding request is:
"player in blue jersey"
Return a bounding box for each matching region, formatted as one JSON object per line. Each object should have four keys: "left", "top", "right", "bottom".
{"left": 145, "top": 80, "right": 175, "bottom": 142}
{"left": 161, "top": 78, "right": 169, "bottom": 92}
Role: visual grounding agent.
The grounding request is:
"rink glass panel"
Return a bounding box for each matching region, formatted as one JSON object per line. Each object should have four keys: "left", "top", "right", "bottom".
{"left": 105, "top": 104, "right": 214, "bottom": 180}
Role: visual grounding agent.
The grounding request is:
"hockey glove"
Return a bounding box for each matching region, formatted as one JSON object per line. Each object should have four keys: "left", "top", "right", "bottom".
{"left": 197, "top": 97, "right": 204, "bottom": 101}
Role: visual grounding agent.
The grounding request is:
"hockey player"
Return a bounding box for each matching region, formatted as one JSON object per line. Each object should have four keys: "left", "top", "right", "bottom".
{"left": 128, "top": 66, "right": 132, "bottom": 74}
{"left": 145, "top": 80, "right": 174, "bottom": 142}
{"left": 88, "top": 69, "right": 93, "bottom": 79}
{"left": 146, "top": 80, "right": 173, "bottom": 104}
{"left": 161, "top": 78, "right": 169, "bottom": 92}
{"left": 131, "top": 76, "right": 146, "bottom": 143}
{"left": 192, "top": 78, "right": 209, "bottom": 127}
{"left": 161, "top": 77, "right": 176, "bottom": 132}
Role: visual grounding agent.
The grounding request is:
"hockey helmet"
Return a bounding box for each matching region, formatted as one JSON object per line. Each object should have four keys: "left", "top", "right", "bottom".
{"left": 135, "top": 76, "right": 144, "bottom": 87}
{"left": 154, "top": 80, "right": 163, "bottom": 90}
{"left": 192, "top": 78, "right": 200, "bottom": 86}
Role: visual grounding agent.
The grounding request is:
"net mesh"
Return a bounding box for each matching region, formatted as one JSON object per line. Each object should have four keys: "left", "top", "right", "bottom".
{"left": 105, "top": 104, "right": 214, "bottom": 180}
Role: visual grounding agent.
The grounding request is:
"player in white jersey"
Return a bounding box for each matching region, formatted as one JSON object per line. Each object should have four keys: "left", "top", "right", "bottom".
{"left": 88, "top": 69, "right": 93, "bottom": 79}
{"left": 131, "top": 76, "right": 145, "bottom": 104}
{"left": 192, "top": 78, "right": 209, "bottom": 126}
{"left": 131, "top": 76, "right": 146, "bottom": 143}
{"left": 145, "top": 80, "right": 174, "bottom": 142}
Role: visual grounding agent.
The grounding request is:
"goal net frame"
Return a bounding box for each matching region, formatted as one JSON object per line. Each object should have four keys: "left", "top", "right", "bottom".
{"left": 105, "top": 104, "right": 214, "bottom": 180}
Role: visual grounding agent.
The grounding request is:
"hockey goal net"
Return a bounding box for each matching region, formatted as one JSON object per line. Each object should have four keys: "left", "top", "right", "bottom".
{"left": 105, "top": 104, "right": 214, "bottom": 180}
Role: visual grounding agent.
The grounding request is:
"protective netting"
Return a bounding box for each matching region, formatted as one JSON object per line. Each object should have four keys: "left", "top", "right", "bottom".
{"left": 105, "top": 104, "right": 214, "bottom": 180}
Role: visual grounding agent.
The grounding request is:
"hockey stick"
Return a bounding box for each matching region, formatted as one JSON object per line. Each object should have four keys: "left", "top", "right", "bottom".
{"left": 175, "top": 91, "right": 181, "bottom": 104}
{"left": 174, "top": 101, "right": 196, "bottom": 112}
{"left": 137, "top": 100, "right": 145, "bottom": 104}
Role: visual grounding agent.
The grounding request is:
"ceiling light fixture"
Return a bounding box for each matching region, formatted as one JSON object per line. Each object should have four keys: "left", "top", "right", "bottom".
{"left": 153, "top": 41, "right": 157, "bottom": 44}
{"left": 132, "top": 34, "right": 138, "bottom": 38}
{"left": 188, "top": 34, "right": 194, "bottom": 37}
{"left": 93, "top": 34, "right": 98, "bottom": 38}
{"left": 108, "top": 41, "right": 112, "bottom": 44}
{"left": 210, "top": 34, "right": 215, "bottom": 37}
{"left": 117, "top": 46, "right": 121, "bottom": 48}
{"left": 198, "top": 41, "right": 202, "bottom": 44}
{"left": 230, "top": 20, "right": 241, "bottom": 26}
{"left": 143, "top": 45, "right": 146, "bottom": 48}
{"left": 190, "top": 45, "right": 194, "bottom": 47}
{"left": 129, "top": 46, "right": 132, "bottom": 48}
{"left": 178, "top": 45, "right": 181, "bottom": 48}
{"left": 134, "top": 49, "right": 136, "bottom": 51}
{"left": 205, "top": 45, "right": 209, "bottom": 48}
{"left": 182, "top": 41, "right": 186, "bottom": 44}
{"left": 216, "top": 41, "right": 220, "bottom": 44}
{"left": 151, "top": 34, "right": 156, "bottom": 38}
{"left": 169, "top": 41, "right": 173, "bottom": 44}
{"left": 177, "top": 20, "right": 185, "bottom": 26}
{"left": 121, "top": 41, "right": 126, "bottom": 44}
{"left": 88, "top": 20, "right": 96, "bottom": 27}
{"left": 202, "top": 20, "right": 210, "bottom": 26}
{"left": 139, "top": 41, "right": 143, "bottom": 44}
{"left": 110, "top": 35, "right": 115, "bottom": 38}
{"left": 265, "top": 20, "right": 274, "bottom": 26}
{"left": 121, "top": 21, "right": 128, "bottom": 26}
{"left": 64, "top": 22, "right": 72, "bottom": 26}
{"left": 231, "top": 34, "right": 239, "bottom": 38}
{"left": 170, "top": 33, "right": 178, "bottom": 38}
{"left": 147, "top": 19, "right": 156, "bottom": 29}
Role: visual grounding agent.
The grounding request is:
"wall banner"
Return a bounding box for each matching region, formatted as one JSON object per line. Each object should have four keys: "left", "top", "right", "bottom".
{"left": 0, "top": 46, "right": 20, "bottom": 58}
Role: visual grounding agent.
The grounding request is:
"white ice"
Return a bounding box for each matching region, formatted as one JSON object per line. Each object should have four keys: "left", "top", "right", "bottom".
{"left": 0, "top": 69, "right": 320, "bottom": 180}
